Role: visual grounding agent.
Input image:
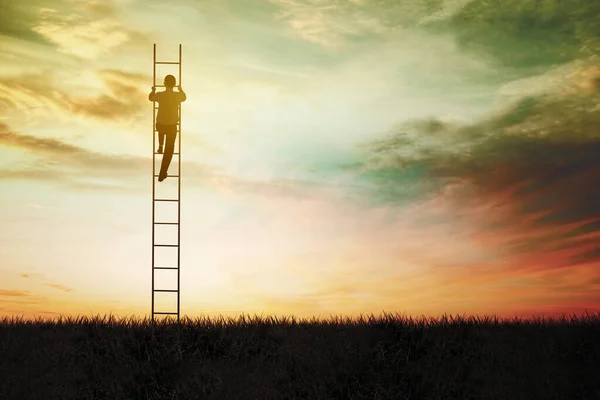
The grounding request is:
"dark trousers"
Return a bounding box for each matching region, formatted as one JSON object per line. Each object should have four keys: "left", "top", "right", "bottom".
{"left": 156, "top": 123, "right": 178, "bottom": 176}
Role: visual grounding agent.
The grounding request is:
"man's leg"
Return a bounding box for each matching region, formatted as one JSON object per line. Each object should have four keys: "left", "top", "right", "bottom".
{"left": 158, "top": 126, "right": 177, "bottom": 181}
{"left": 157, "top": 130, "right": 165, "bottom": 154}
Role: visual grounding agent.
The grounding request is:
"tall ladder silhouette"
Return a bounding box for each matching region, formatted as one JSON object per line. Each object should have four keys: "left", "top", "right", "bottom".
{"left": 151, "top": 43, "right": 182, "bottom": 322}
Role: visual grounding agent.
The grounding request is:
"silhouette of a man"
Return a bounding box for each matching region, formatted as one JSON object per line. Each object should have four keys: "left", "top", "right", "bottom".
{"left": 149, "top": 74, "right": 186, "bottom": 182}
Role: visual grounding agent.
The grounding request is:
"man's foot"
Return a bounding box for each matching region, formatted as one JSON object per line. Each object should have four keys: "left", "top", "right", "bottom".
{"left": 158, "top": 171, "right": 167, "bottom": 182}
{"left": 157, "top": 147, "right": 163, "bottom": 154}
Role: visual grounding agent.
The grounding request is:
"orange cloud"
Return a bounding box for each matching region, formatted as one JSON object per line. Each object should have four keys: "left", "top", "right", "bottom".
{"left": 0, "top": 290, "right": 31, "bottom": 297}
{"left": 46, "top": 284, "right": 74, "bottom": 293}
{"left": 0, "top": 69, "right": 150, "bottom": 122}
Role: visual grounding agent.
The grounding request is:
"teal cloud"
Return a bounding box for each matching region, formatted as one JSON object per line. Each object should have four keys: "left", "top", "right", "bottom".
{"left": 348, "top": 88, "right": 600, "bottom": 266}
{"left": 424, "top": 0, "right": 600, "bottom": 70}
{"left": 355, "top": 85, "right": 600, "bottom": 215}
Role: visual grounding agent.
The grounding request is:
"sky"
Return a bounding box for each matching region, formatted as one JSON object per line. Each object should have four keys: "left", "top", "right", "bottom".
{"left": 1, "top": 0, "right": 599, "bottom": 321}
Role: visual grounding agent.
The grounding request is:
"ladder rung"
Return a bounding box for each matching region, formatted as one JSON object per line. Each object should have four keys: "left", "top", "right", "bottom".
{"left": 154, "top": 266, "right": 178, "bottom": 270}
{"left": 154, "top": 199, "right": 179, "bottom": 202}
{"left": 154, "top": 174, "right": 179, "bottom": 178}
{"left": 155, "top": 152, "right": 179, "bottom": 155}
{"left": 154, "top": 244, "right": 178, "bottom": 247}
{"left": 154, "top": 312, "right": 179, "bottom": 315}
{"left": 154, "top": 107, "right": 182, "bottom": 111}
{"left": 154, "top": 290, "right": 178, "bottom": 293}
{"left": 155, "top": 62, "right": 180, "bottom": 65}
{"left": 154, "top": 222, "right": 178, "bottom": 225}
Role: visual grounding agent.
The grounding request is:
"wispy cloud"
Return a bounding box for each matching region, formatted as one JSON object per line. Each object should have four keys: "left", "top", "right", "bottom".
{"left": 0, "top": 121, "right": 152, "bottom": 191}
{"left": 0, "top": 0, "right": 152, "bottom": 71}
{"left": 269, "top": 0, "right": 477, "bottom": 48}
{"left": 0, "top": 124, "right": 145, "bottom": 171}
{"left": 46, "top": 284, "right": 73, "bottom": 293}
{"left": 0, "top": 290, "right": 31, "bottom": 297}
{"left": 0, "top": 122, "right": 331, "bottom": 198}
{"left": 271, "top": 0, "right": 387, "bottom": 47}
{"left": 0, "top": 69, "right": 150, "bottom": 122}
{"left": 0, "top": 288, "right": 46, "bottom": 307}
{"left": 31, "top": 0, "right": 151, "bottom": 60}
{"left": 19, "top": 272, "right": 46, "bottom": 280}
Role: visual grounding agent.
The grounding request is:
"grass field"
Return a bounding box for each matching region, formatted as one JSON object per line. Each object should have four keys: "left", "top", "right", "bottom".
{"left": 1, "top": 312, "right": 598, "bottom": 399}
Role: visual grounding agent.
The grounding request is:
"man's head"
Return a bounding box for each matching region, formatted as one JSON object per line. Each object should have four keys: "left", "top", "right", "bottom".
{"left": 164, "top": 75, "right": 176, "bottom": 88}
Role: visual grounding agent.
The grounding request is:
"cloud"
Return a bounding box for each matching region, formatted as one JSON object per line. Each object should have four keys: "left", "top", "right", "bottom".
{"left": 424, "top": 0, "right": 600, "bottom": 69}
{"left": 0, "top": 69, "right": 150, "bottom": 122}
{"left": 213, "top": 176, "right": 600, "bottom": 318}
{"left": 0, "top": 290, "right": 31, "bottom": 297}
{"left": 1, "top": 0, "right": 152, "bottom": 59}
{"left": 0, "top": 124, "right": 144, "bottom": 172}
{"left": 31, "top": 0, "right": 152, "bottom": 60}
{"left": 269, "top": 0, "right": 477, "bottom": 48}
{"left": 46, "top": 284, "right": 73, "bottom": 293}
{"left": 0, "top": 122, "right": 332, "bottom": 198}
{"left": 68, "top": 69, "right": 151, "bottom": 121}
{"left": 357, "top": 85, "right": 600, "bottom": 279}
{"left": 18, "top": 272, "right": 46, "bottom": 280}
{"left": 0, "top": 289, "right": 46, "bottom": 306}
{"left": 0, "top": 121, "right": 154, "bottom": 191}
{"left": 270, "top": 0, "right": 388, "bottom": 47}
{"left": 0, "top": 0, "right": 59, "bottom": 46}
{"left": 498, "top": 59, "right": 600, "bottom": 99}
{"left": 417, "top": 0, "right": 475, "bottom": 25}
{"left": 362, "top": 75, "right": 600, "bottom": 173}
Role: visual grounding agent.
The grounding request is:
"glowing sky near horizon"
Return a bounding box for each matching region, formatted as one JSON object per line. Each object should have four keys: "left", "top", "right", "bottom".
{"left": 1, "top": 0, "right": 599, "bottom": 321}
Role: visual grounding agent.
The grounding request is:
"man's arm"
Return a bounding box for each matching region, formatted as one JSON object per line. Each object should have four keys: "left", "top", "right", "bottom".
{"left": 178, "top": 86, "right": 187, "bottom": 102}
{"left": 148, "top": 86, "right": 156, "bottom": 101}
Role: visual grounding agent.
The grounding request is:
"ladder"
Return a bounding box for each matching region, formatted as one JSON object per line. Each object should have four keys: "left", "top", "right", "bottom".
{"left": 151, "top": 43, "right": 182, "bottom": 322}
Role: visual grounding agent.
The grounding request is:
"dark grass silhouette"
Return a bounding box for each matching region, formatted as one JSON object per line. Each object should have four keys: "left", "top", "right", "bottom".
{"left": 1, "top": 312, "right": 599, "bottom": 399}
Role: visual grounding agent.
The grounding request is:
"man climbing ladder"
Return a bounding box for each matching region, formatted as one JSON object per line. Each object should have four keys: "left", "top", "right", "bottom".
{"left": 149, "top": 74, "right": 186, "bottom": 182}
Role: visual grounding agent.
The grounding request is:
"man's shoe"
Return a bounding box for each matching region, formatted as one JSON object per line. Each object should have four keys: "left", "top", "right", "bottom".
{"left": 158, "top": 171, "right": 167, "bottom": 182}
{"left": 157, "top": 147, "right": 163, "bottom": 154}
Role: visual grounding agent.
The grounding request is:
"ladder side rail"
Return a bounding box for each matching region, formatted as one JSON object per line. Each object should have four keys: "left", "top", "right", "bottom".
{"left": 177, "top": 43, "right": 182, "bottom": 322}
{"left": 152, "top": 43, "right": 157, "bottom": 321}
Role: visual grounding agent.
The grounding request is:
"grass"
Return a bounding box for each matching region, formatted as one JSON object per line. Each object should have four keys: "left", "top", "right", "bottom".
{"left": 1, "top": 311, "right": 599, "bottom": 399}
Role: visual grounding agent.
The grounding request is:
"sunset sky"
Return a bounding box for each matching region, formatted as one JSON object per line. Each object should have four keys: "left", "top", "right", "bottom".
{"left": 1, "top": 0, "right": 599, "bottom": 321}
